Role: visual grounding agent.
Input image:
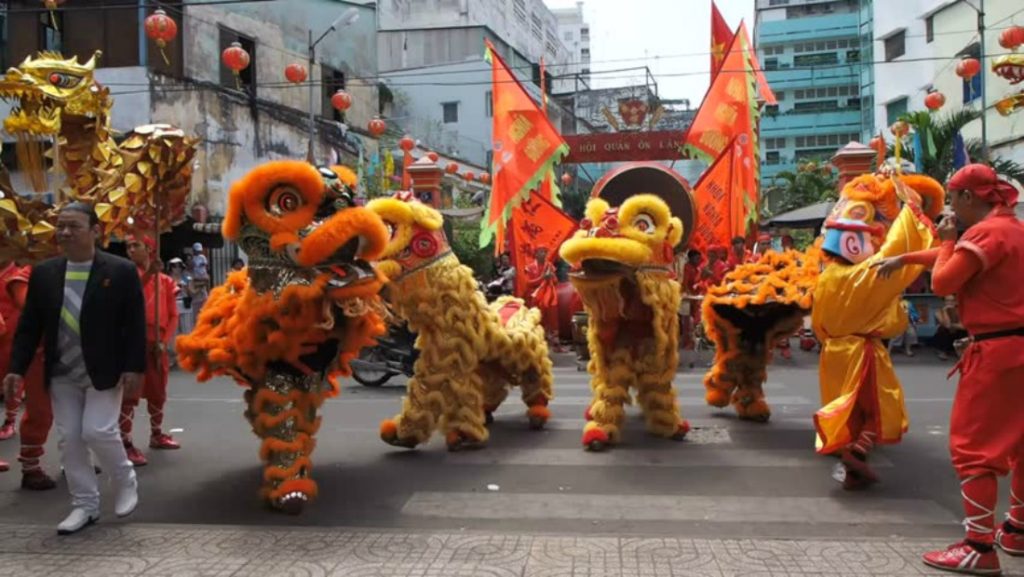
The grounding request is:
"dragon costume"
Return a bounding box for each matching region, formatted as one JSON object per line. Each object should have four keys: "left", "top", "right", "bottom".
{"left": 559, "top": 163, "right": 695, "bottom": 451}
{"left": 702, "top": 171, "right": 944, "bottom": 428}
{"left": 0, "top": 51, "right": 197, "bottom": 261}
{"left": 175, "top": 161, "right": 390, "bottom": 513}
{"left": 993, "top": 52, "right": 1024, "bottom": 116}
{"left": 368, "top": 191, "right": 554, "bottom": 451}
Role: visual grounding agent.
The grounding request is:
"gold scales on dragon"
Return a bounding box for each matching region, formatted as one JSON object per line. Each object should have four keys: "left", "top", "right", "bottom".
{"left": 0, "top": 50, "right": 198, "bottom": 261}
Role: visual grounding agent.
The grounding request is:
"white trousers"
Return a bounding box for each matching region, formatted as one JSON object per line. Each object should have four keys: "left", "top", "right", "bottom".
{"left": 50, "top": 376, "right": 135, "bottom": 514}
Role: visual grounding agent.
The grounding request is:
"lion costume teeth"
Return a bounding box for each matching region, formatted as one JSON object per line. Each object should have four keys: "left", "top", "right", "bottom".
{"left": 175, "top": 161, "right": 389, "bottom": 513}
{"left": 366, "top": 192, "right": 554, "bottom": 451}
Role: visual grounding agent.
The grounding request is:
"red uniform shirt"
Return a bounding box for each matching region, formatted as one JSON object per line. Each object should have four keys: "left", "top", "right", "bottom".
{"left": 952, "top": 208, "right": 1024, "bottom": 335}
{"left": 140, "top": 268, "right": 180, "bottom": 345}
{"left": 0, "top": 263, "right": 29, "bottom": 345}
{"left": 682, "top": 263, "right": 702, "bottom": 295}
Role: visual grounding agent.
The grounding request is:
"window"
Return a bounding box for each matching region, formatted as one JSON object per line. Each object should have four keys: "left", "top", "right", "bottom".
{"left": 485, "top": 91, "right": 493, "bottom": 118}
{"left": 775, "top": 91, "right": 785, "bottom": 101}
{"left": 581, "top": 68, "right": 591, "bottom": 75}
{"left": 794, "top": 100, "right": 839, "bottom": 112}
{"left": 443, "top": 102, "right": 459, "bottom": 123}
{"left": 764, "top": 58, "right": 779, "bottom": 71}
{"left": 794, "top": 52, "right": 838, "bottom": 66}
{"left": 847, "top": 49, "right": 860, "bottom": 62}
{"left": 769, "top": 0, "right": 789, "bottom": 5}
{"left": 764, "top": 104, "right": 780, "bottom": 115}
{"left": 963, "top": 74, "right": 982, "bottom": 104}
{"left": 581, "top": 27, "right": 590, "bottom": 40}
{"left": 766, "top": 151, "right": 781, "bottom": 164}
{"left": 886, "top": 97, "right": 908, "bottom": 125}
{"left": 220, "top": 27, "right": 257, "bottom": 94}
{"left": 322, "top": 66, "right": 346, "bottom": 121}
{"left": 884, "top": 30, "right": 905, "bottom": 61}
{"left": 926, "top": 15, "right": 934, "bottom": 43}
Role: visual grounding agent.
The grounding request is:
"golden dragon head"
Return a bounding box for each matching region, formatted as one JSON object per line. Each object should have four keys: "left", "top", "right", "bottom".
{"left": 992, "top": 53, "right": 1024, "bottom": 116}
{"left": 222, "top": 161, "right": 389, "bottom": 299}
{"left": 560, "top": 163, "right": 693, "bottom": 280}
{"left": 0, "top": 51, "right": 109, "bottom": 136}
{"left": 364, "top": 191, "right": 448, "bottom": 282}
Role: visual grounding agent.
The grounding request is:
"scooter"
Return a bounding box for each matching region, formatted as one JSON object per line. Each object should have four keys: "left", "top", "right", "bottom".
{"left": 350, "top": 322, "right": 418, "bottom": 387}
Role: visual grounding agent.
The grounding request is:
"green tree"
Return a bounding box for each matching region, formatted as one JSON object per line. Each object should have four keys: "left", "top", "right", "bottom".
{"left": 894, "top": 108, "right": 1024, "bottom": 184}
{"left": 763, "top": 160, "right": 839, "bottom": 216}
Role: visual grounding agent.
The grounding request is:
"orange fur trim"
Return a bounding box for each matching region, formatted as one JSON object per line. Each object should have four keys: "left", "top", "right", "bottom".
{"left": 263, "top": 456, "right": 314, "bottom": 482}
{"left": 581, "top": 425, "right": 609, "bottom": 446}
{"left": 527, "top": 405, "right": 552, "bottom": 421}
{"left": 295, "top": 207, "right": 389, "bottom": 266}
{"left": 330, "top": 165, "right": 358, "bottom": 188}
{"left": 885, "top": 174, "right": 946, "bottom": 219}
{"left": 841, "top": 174, "right": 899, "bottom": 222}
{"left": 223, "top": 161, "right": 323, "bottom": 241}
{"left": 379, "top": 419, "right": 398, "bottom": 440}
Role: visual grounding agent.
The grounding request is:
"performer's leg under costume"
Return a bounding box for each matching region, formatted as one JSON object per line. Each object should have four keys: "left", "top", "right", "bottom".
{"left": 18, "top": 358, "right": 53, "bottom": 489}
{"left": 380, "top": 352, "right": 447, "bottom": 448}
{"left": 583, "top": 348, "right": 633, "bottom": 449}
{"left": 442, "top": 371, "right": 488, "bottom": 450}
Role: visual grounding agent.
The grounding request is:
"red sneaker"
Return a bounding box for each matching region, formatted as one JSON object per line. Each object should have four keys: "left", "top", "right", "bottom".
{"left": 149, "top": 433, "right": 181, "bottom": 450}
{"left": 124, "top": 444, "right": 148, "bottom": 467}
{"left": 21, "top": 469, "right": 57, "bottom": 491}
{"left": 0, "top": 420, "right": 15, "bottom": 440}
{"left": 996, "top": 523, "right": 1024, "bottom": 556}
{"left": 922, "top": 541, "right": 1001, "bottom": 575}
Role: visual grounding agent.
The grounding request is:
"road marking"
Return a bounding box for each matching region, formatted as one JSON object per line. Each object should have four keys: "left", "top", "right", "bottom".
{"left": 401, "top": 492, "right": 954, "bottom": 524}
{"left": 441, "top": 447, "right": 893, "bottom": 468}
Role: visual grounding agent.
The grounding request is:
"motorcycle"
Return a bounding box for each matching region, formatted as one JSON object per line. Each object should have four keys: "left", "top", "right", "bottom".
{"left": 350, "top": 322, "right": 418, "bottom": 387}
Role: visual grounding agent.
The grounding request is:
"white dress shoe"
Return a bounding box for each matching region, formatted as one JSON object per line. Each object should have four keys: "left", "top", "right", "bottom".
{"left": 57, "top": 508, "right": 98, "bottom": 535}
{"left": 114, "top": 476, "right": 138, "bottom": 517}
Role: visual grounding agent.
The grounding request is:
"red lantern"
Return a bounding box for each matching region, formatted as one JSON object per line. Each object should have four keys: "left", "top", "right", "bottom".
{"left": 956, "top": 57, "right": 981, "bottom": 80}
{"left": 445, "top": 162, "right": 459, "bottom": 175}
{"left": 367, "top": 116, "right": 387, "bottom": 137}
{"left": 999, "top": 25, "right": 1024, "bottom": 51}
{"left": 144, "top": 9, "right": 178, "bottom": 66}
{"left": 399, "top": 135, "right": 416, "bottom": 152}
{"left": 890, "top": 120, "right": 910, "bottom": 137}
{"left": 560, "top": 173, "right": 573, "bottom": 186}
{"left": 463, "top": 172, "right": 476, "bottom": 182}
{"left": 479, "top": 172, "right": 491, "bottom": 184}
{"left": 222, "top": 42, "right": 251, "bottom": 89}
{"left": 924, "top": 90, "right": 946, "bottom": 111}
{"left": 427, "top": 152, "right": 439, "bottom": 162}
{"left": 331, "top": 90, "right": 352, "bottom": 112}
{"left": 284, "top": 63, "right": 307, "bottom": 84}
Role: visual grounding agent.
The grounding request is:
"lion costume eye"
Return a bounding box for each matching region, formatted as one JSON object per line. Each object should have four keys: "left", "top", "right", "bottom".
{"left": 267, "top": 185, "right": 303, "bottom": 216}
{"left": 48, "top": 72, "right": 80, "bottom": 89}
{"left": 631, "top": 213, "right": 656, "bottom": 234}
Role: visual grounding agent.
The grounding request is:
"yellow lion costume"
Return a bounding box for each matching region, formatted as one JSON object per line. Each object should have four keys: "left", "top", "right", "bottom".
{"left": 176, "top": 161, "right": 390, "bottom": 513}
{"left": 367, "top": 191, "right": 554, "bottom": 451}
{"left": 559, "top": 163, "right": 695, "bottom": 451}
{"left": 701, "top": 170, "right": 945, "bottom": 426}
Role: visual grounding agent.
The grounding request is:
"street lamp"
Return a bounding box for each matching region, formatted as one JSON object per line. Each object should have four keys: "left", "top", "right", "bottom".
{"left": 307, "top": 7, "right": 360, "bottom": 163}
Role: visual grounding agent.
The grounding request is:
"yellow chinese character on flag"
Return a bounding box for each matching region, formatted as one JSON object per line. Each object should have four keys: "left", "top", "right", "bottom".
{"left": 714, "top": 103, "right": 738, "bottom": 126}
{"left": 509, "top": 114, "right": 533, "bottom": 144}
{"left": 523, "top": 135, "right": 551, "bottom": 162}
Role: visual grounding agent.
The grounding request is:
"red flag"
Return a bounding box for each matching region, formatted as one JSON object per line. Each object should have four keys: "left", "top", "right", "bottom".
{"left": 710, "top": 2, "right": 733, "bottom": 83}
{"left": 482, "top": 40, "right": 568, "bottom": 252}
{"left": 691, "top": 139, "right": 736, "bottom": 251}
{"left": 509, "top": 193, "right": 578, "bottom": 299}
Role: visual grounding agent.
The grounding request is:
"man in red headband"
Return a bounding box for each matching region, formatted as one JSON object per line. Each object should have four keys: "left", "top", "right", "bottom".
{"left": 878, "top": 164, "right": 1024, "bottom": 574}
{"left": 701, "top": 245, "right": 729, "bottom": 288}
{"left": 0, "top": 261, "right": 55, "bottom": 489}
{"left": 121, "top": 235, "right": 180, "bottom": 466}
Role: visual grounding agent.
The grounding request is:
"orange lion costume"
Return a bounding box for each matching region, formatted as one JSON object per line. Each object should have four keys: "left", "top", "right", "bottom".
{"left": 175, "top": 162, "right": 389, "bottom": 513}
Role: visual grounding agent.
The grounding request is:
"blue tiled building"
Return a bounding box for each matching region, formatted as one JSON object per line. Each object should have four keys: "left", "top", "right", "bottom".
{"left": 754, "top": 0, "right": 874, "bottom": 206}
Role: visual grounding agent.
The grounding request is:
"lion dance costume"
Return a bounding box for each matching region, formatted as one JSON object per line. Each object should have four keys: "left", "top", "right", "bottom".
{"left": 176, "top": 162, "right": 389, "bottom": 513}
{"left": 559, "top": 163, "right": 694, "bottom": 451}
{"left": 368, "top": 192, "right": 553, "bottom": 451}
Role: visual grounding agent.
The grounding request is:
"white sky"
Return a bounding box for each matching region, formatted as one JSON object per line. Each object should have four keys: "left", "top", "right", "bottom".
{"left": 543, "top": 0, "right": 755, "bottom": 107}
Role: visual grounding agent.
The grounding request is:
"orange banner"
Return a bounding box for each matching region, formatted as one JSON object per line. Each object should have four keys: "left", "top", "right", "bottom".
{"left": 509, "top": 193, "right": 578, "bottom": 299}
{"left": 482, "top": 40, "right": 568, "bottom": 252}
{"left": 691, "top": 140, "right": 735, "bottom": 252}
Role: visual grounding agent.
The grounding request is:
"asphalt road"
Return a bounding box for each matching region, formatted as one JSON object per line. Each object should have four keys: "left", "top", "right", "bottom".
{"left": 0, "top": 348, "right": 997, "bottom": 543}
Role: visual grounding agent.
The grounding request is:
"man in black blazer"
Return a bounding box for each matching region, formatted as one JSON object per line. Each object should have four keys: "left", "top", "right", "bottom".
{"left": 3, "top": 202, "right": 145, "bottom": 535}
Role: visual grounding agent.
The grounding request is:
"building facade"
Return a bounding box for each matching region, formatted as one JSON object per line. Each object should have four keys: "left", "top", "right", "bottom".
{"left": 754, "top": 0, "right": 871, "bottom": 191}
{"left": 551, "top": 1, "right": 591, "bottom": 93}
{"left": 1, "top": 0, "right": 381, "bottom": 219}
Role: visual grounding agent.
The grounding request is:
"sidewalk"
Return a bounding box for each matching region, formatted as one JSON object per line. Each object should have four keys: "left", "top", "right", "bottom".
{"left": 1, "top": 522, "right": 1022, "bottom": 577}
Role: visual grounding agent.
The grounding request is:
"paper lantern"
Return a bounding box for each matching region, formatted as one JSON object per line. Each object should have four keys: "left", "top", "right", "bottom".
{"left": 367, "top": 116, "right": 386, "bottom": 137}
{"left": 331, "top": 90, "right": 352, "bottom": 112}
{"left": 890, "top": 120, "right": 910, "bottom": 137}
{"left": 144, "top": 9, "right": 178, "bottom": 66}
{"left": 560, "top": 173, "right": 573, "bottom": 186}
{"left": 924, "top": 90, "right": 946, "bottom": 111}
{"left": 399, "top": 135, "right": 415, "bottom": 152}
{"left": 222, "top": 42, "right": 251, "bottom": 89}
{"left": 284, "top": 63, "right": 307, "bottom": 84}
{"left": 463, "top": 172, "right": 476, "bottom": 182}
{"left": 479, "top": 172, "right": 491, "bottom": 184}
{"left": 445, "top": 162, "right": 459, "bottom": 175}
{"left": 999, "top": 25, "right": 1024, "bottom": 51}
{"left": 956, "top": 57, "right": 981, "bottom": 80}
{"left": 427, "top": 152, "right": 439, "bottom": 162}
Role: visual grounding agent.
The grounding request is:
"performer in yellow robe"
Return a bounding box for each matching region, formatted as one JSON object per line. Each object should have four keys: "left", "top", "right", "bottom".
{"left": 813, "top": 174, "right": 939, "bottom": 490}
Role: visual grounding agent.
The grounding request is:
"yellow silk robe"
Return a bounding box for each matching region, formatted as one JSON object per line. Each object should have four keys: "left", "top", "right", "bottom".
{"left": 812, "top": 206, "right": 934, "bottom": 455}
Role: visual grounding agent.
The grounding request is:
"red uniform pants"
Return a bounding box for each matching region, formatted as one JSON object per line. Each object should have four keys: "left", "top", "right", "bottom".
{"left": 950, "top": 339, "right": 1024, "bottom": 544}
{"left": 0, "top": 342, "right": 51, "bottom": 473}
{"left": 120, "top": 350, "right": 170, "bottom": 444}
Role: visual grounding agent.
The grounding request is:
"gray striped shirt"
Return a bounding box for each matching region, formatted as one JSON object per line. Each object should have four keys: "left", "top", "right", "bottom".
{"left": 53, "top": 261, "right": 92, "bottom": 381}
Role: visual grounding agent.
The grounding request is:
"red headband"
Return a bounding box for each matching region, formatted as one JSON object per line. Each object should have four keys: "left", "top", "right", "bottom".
{"left": 948, "top": 164, "right": 1019, "bottom": 206}
{"left": 126, "top": 234, "right": 156, "bottom": 252}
